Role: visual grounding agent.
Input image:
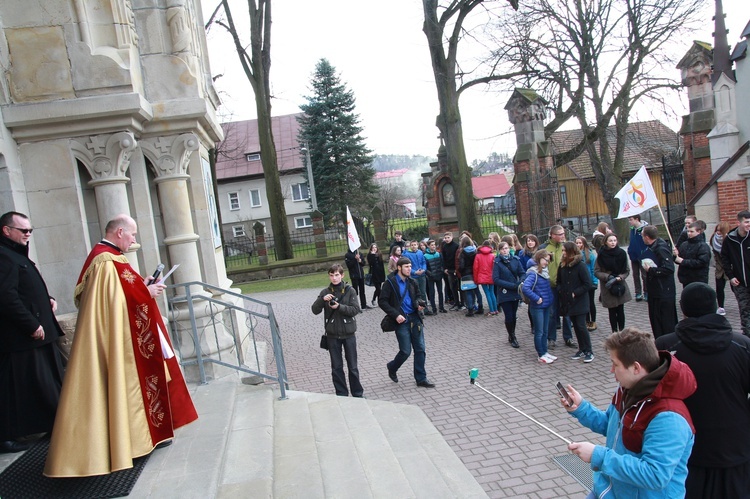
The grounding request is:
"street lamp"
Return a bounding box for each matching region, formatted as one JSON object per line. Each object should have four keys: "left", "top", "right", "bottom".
{"left": 300, "top": 143, "right": 319, "bottom": 212}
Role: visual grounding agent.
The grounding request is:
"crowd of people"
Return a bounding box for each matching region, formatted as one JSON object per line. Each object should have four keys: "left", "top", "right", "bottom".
{"left": 313, "top": 211, "right": 750, "bottom": 498}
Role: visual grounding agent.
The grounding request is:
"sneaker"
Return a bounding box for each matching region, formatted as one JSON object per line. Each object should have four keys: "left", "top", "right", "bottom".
{"left": 538, "top": 354, "right": 555, "bottom": 364}
{"left": 465, "top": 310, "right": 474, "bottom": 317}
{"left": 635, "top": 293, "right": 643, "bottom": 302}
{"left": 717, "top": 307, "right": 726, "bottom": 316}
{"left": 449, "top": 305, "right": 460, "bottom": 311}
{"left": 548, "top": 340, "right": 556, "bottom": 349}
{"left": 583, "top": 352, "right": 595, "bottom": 363}
{"left": 565, "top": 339, "right": 578, "bottom": 348}
{"left": 587, "top": 321, "right": 597, "bottom": 331}
{"left": 571, "top": 350, "right": 584, "bottom": 360}
{"left": 458, "top": 305, "right": 467, "bottom": 311}
{"left": 439, "top": 308, "right": 448, "bottom": 313}
{"left": 371, "top": 298, "right": 377, "bottom": 306}
{"left": 643, "top": 293, "right": 648, "bottom": 301}
{"left": 545, "top": 353, "right": 557, "bottom": 361}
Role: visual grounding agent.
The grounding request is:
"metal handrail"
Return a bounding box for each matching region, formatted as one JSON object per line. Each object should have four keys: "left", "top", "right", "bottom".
{"left": 166, "top": 281, "right": 289, "bottom": 399}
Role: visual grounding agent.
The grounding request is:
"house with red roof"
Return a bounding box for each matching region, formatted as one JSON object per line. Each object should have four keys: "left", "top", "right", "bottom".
{"left": 470, "top": 174, "right": 514, "bottom": 212}
{"left": 215, "top": 113, "right": 312, "bottom": 240}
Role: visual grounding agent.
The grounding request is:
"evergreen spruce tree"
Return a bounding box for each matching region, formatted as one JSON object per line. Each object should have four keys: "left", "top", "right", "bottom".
{"left": 298, "top": 59, "right": 378, "bottom": 225}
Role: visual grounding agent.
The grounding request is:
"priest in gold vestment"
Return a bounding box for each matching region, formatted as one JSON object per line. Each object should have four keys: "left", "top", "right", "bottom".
{"left": 44, "top": 215, "right": 197, "bottom": 477}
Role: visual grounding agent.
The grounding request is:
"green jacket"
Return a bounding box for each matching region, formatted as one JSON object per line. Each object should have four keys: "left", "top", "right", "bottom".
{"left": 540, "top": 238, "right": 564, "bottom": 287}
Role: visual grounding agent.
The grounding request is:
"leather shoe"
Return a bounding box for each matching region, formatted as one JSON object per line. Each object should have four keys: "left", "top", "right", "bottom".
{"left": 155, "top": 439, "right": 173, "bottom": 449}
{"left": 0, "top": 440, "right": 31, "bottom": 453}
{"left": 387, "top": 364, "right": 398, "bottom": 383}
{"left": 416, "top": 380, "right": 436, "bottom": 388}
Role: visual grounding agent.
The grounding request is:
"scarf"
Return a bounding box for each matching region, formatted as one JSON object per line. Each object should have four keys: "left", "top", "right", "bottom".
{"left": 597, "top": 245, "right": 628, "bottom": 274}
{"left": 712, "top": 233, "right": 723, "bottom": 253}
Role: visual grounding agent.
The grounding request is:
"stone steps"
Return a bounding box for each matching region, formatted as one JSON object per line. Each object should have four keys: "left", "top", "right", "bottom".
{"left": 217, "top": 385, "right": 487, "bottom": 498}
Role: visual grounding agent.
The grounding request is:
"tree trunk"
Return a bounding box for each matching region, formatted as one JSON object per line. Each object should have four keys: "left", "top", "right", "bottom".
{"left": 423, "top": 0, "right": 482, "bottom": 241}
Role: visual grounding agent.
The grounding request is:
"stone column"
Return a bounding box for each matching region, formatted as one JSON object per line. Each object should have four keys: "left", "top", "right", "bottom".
{"left": 312, "top": 210, "right": 327, "bottom": 258}
{"left": 140, "top": 134, "right": 202, "bottom": 286}
{"left": 505, "top": 89, "right": 552, "bottom": 234}
{"left": 71, "top": 132, "right": 136, "bottom": 224}
{"left": 71, "top": 131, "right": 139, "bottom": 266}
{"left": 141, "top": 133, "right": 235, "bottom": 381}
{"left": 371, "top": 206, "right": 387, "bottom": 249}
{"left": 254, "top": 222, "right": 269, "bottom": 265}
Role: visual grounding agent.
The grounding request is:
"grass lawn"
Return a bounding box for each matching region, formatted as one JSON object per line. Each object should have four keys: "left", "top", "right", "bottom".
{"left": 238, "top": 272, "right": 327, "bottom": 294}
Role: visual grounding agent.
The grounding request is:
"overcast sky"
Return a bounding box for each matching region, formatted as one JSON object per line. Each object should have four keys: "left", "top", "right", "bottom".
{"left": 203, "top": 0, "right": 748, "bottom": 161}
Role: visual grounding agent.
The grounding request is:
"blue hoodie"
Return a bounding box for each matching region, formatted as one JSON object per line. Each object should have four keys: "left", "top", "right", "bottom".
{"left": 403, "top": 248, "right": 427, "bottom": 273}
{"left": 522, "top": 267, "right": 552, "bottom": 309}
{"left": 628, "top": 220, "right": 648, "bottom": 261}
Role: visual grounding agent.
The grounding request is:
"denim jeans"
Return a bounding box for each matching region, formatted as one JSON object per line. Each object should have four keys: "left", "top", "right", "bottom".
{"left": 464, "top": 287, "right": 478, "bottom": 311}
{"left": 388, "top": 314, "right": 427, "bottom": 382}
{"left": 548, "top": 287, "right": 572, "bottom": 341}
{"left": 427, "top": 275, "right": 444, "bottom": 311}
{"left": 327, "top": 335, "right": 363, "bottom": 397}
{"left": 414, "top": 274, "right": 427, "bottom": 301}
{"left": 530, "top": 306, "right": 551, "bottom": 357}
{"left": 481, "top": 284, "right": 497, "bottom": 313}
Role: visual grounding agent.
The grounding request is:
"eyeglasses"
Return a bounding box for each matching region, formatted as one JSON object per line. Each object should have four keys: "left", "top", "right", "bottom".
{"left": 552, "top": 232, "right": 565, "bottom": 236}
{"left": 7, "top": 226, "right": 33, "bottom": 235}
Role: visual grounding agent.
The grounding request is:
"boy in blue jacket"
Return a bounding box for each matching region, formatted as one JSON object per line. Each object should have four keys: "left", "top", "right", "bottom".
{"left": 627, "top": 215, "right": 648, "bottom": 301}
{"left": 562, "top": 327, "right": 696, "bottom": 498}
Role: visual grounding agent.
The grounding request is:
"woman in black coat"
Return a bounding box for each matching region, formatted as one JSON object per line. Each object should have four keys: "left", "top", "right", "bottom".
{"left": 557, "top": 242, "right": 594, "bottom": 362}
{"left": 366, "top": 243, "right": 386, "bottom": 306}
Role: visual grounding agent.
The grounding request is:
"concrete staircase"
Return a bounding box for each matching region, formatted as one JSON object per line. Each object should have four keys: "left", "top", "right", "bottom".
{"left": 216, "top": 384, "right": 487, "bottom": 498}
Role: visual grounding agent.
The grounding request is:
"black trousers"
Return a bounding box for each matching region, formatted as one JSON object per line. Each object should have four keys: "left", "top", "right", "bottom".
{"left": 327, "top": 335, "right": 363, "bottom": 397}
{"left": 647, "top": 296, "right": 677, "bottom": 339}
{"left": 350, "top": 278, "right": 367, "bottom": 308}
{"left": 570, "top": 314, "right": 592, "bottom": 354}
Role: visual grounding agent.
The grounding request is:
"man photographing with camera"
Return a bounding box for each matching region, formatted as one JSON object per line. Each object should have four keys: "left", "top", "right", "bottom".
{"left": 379, "top": 257, "right": 435, "bottom": 388}
{"left": 311, "top": 264, "right": 363, "bottom": 398}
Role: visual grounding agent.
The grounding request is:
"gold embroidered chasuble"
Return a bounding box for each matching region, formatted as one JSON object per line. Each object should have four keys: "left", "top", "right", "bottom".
{"left": 44, "top": 245, "right": 197, "bottom": 477}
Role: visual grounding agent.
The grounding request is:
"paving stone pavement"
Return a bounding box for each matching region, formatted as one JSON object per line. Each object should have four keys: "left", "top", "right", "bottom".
{"left": 255, "top": 266, "right": 741, "bottom": 498}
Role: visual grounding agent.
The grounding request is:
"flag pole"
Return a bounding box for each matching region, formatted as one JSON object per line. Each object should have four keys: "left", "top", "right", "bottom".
{"left": 655, "top": 201, "right": 675, "bottom": 248}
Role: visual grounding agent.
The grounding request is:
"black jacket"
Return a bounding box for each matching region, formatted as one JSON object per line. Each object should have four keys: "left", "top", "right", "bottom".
{"left": 656, "top": 315, "right": 750, "bottom": 467}
{"left": 721, "top": 227, "right": 750, "bottom": 287}
{"left": 676, "top": 236, "right": 711, "bottom": 285}
{"left": 556, "top": 255, "right": 592, "bottom": 316}
{"left": 344, "top": 250, "right": 366, "bottom": 280}
{"left": 441, "top": 240, "right": 459, "bottom": 271}
{"left": 311, "top": 283, "right": 360, "bottom": 339}
{"left": 0, "top": 235, "right": 63, "bottom": 352}
{"left": 379, "top": 273, "right": 422, "bottom": 321}
{"left": 366, "top": 253, "right": 386, "bottom": 285}
{"left": 642, "top": 237, "right": 676, "bottom": 299}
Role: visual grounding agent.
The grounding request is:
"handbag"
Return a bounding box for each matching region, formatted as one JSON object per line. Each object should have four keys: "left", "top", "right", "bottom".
{"left": 380, "top": 315, "right": 397, "bottom": 332}
{"left": 364, "top": 273, "right": 373, "bottom": 287}
{"left": 460, "top": 275, "right": 477, "bottom": 291}
{"left": 319, "top": 334, "right": 328, "bottom": 350}
{"left": 518, "top": 272, "right": 538, "bottom": 304}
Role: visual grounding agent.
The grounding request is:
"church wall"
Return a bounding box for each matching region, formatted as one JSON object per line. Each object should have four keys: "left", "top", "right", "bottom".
{"left": 718, "top": 179, "right": 750, "bottom": 224}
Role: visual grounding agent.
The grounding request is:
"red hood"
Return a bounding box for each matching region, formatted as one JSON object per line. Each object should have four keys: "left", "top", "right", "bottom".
{"left": 478, "top": 246, "right": 494, "bottom": 255}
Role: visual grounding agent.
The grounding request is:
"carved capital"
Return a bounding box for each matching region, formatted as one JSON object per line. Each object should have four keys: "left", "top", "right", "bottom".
{"left": 141, "top": 133, "right": 199, "bottom": 178}
{"left": 71, "top": 131, "right": 136, "bottom": 183}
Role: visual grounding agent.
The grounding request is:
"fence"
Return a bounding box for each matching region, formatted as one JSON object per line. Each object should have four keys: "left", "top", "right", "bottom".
{"left": 224, "top": 227, "right": 349, "bottom": 269}
{"left": 167, "top": 280, "right": 289, "bottom": 397}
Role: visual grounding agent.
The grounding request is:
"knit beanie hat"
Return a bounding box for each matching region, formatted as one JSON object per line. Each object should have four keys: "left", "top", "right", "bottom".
{"left": 679, "top": 282, "right": 718, "bottom": 318}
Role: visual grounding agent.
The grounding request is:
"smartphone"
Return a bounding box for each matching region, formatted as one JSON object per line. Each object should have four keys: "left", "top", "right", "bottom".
{"left": 556, "top": 382, "right": 574, "bottom": 407}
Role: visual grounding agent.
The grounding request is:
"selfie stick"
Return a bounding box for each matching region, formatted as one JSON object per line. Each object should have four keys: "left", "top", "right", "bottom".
{"left": 469, "top": 368, "right": 572, "bottom": 445}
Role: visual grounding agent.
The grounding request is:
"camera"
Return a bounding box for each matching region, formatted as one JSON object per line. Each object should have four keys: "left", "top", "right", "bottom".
{"left": 417, "top": 299, "right": 426, "bottom": 309}
{"left": 329, "top": 298, "right": 338, "bottom": 306}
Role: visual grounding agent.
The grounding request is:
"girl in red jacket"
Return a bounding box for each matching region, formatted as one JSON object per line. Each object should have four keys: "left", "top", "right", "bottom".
{"left": 474, "top": 240, "right": 498, "bottom": 316}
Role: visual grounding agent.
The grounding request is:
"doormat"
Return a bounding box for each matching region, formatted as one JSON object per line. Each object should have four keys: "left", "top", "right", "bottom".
{"left": 0, "top": 438, "right": 150, "bottom": 498}
{"left": 553, "top": 453, "right": 593, "bottom": 492}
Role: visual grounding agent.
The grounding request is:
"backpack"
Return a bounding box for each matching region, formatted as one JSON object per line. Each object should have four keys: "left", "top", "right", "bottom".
{"left": 518, "top": 271, "right": 538, "bottom": 304}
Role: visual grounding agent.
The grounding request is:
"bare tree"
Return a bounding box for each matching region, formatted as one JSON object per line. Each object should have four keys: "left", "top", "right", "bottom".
{"left": 495, "top": 0, "right": 706, "bottom": 225}
{"left": 206, "top": 0, "right": 293, "bottom": 260}
{"left": 422, "top": 0, "right": 524, "bottom": 241}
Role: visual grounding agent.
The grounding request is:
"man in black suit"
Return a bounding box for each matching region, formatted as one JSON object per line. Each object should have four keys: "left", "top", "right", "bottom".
{"left": 0, "top": 211, "right": 64, "bottom": 453}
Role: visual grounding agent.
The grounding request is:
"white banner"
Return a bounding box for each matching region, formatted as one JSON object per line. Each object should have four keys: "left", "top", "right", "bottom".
{"left": 346, "top": 206, "right": 361, "bottom": 252}
{"left": 614, "top": 166, "right": 660, "bottom": 219}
